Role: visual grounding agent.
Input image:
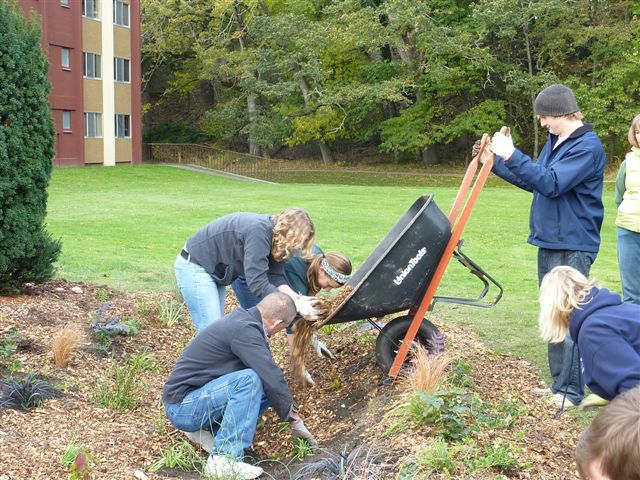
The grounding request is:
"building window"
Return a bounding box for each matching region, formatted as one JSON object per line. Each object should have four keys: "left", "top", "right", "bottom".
{"left": 114, "top": 57, "right": 130, "bottom": 83}
{"left": 61, "top": 48, "right": 70, "bottom": 69}
{"left": 62, "top": 111, "right": 71, "bottom": 131}
{"left": 84, "top": 112, "right": 102, "bottom": 138}
{"left": 83, "top": 52, "right": 101, "bottom": 79}
{"left": 115, "top": 114, "right": 131, "bottom": 138}
{"left": 82, "top": 0, "right": 99, "bottom": 19}
{"left": 61, "top": 0, "right": 69, "bottom": 6}
{"left": 113, "top": 0, "right": 130, "bottom": 27}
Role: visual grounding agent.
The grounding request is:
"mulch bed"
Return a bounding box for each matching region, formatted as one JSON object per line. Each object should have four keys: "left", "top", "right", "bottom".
{"left": 0, "top": 280, "right": 585, "bottom": 479}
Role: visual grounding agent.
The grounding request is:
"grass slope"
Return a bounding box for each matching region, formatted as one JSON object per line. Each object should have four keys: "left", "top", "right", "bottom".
{"left": 46, "top": 164, "right": 620, "bottom": 378}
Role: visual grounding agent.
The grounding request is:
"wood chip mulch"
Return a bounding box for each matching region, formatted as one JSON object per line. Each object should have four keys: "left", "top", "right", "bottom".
{"left": 0, "top": 280, "right": 587, "bottom": 479}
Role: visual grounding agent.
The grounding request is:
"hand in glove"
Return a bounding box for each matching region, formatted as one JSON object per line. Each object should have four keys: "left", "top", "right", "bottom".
{"left": 291, "top": 419, "right": 318, "bottom": 447}
{"left": 310, "top": 335, "right": 335, "bottom": 359}
{"left": 294, "top": 295, "right": 323, "bottom": 322}
{"left": 300, "top": 369, "right": 316, "bottom": 386}
{"left": 490, "top": 127, "right": 515, "bottom": 160}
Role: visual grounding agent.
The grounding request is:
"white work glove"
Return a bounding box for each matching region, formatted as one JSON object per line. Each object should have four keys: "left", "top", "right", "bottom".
{"left": 490, "top": 130, "right": 515, "bottom": 160}
{"left": 310, "top": 335, "right": 335, "bottom": 359}
{"left": 291, "top": 419, "right": 317, "bottom": 447}
{"left": 301, "top": 369, "right": 316, "bottom": 386}
{"left": 294, "top": 295, "right": 323, "bottom": 322}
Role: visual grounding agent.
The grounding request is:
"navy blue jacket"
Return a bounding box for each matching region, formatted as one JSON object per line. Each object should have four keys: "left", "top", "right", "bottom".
{"left": 492, "top": 125, "right": 605, "bottom": 253}
{"left": 569, "top": 288, "right": 640, "bottom": 400}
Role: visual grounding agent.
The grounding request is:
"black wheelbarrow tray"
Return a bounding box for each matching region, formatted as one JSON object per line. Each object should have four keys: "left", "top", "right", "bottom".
{"left": 317, "top": 135, "right": 503, "bottom": 380}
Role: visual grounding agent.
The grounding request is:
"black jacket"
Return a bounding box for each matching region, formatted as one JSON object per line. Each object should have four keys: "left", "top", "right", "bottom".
{"left": 162, "top": 307, "right": 294, "bottom": 420}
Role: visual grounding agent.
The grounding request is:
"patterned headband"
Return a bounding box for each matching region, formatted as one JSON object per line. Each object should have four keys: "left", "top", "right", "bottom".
{"left": 321, "top": 257, "right": 350, "bottom": 285}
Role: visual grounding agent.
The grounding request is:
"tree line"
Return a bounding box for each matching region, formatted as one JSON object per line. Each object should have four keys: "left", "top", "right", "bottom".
{"left": 141, "top": 0, "right": 640, "bottom": 164}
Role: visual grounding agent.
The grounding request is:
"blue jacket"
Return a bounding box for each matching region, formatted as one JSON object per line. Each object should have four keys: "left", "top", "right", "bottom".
{"left": 569, "top": 288, "right": 640, "bottom": 400}
{"left": 492, "top": 125, "right": 605, "bottom": 253}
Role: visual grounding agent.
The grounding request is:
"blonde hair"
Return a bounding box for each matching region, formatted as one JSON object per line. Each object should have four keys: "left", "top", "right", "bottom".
{"left": 566, "top": 111, "right": 584, "bottom": 121}
{"left": 306, "top": 252, "right": 352, "bottom": 295}
{"left": 628, "top": 114, "right": 640, "bottom": 148}
{"left": 538, "top": 266, "right": 598, "bottom": 343}
{"left": 271, "top": 208, "right": 315, "bottom": 262}
{"left": 576, "top": 386, "right": 640, "bottom": 480}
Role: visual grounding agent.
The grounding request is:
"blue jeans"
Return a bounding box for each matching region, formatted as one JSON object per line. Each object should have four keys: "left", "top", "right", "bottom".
{"left": 175, "top": 254, "right": 226, "bottom": 333}
{"left": 164, "top": 369, "right": 269, "bottom": 460}
{"left": 231, "top": 277, "right": 261, "bottom": 309}
{"left": 538, "top": 248, "right": 596, "bottom": 405}
{"left": 617, "top": 227, "right": 640, "bottom": 305}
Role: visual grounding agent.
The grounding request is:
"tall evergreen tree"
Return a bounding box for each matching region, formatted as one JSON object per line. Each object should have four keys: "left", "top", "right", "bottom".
{"left": 0, "top": 0, "right": 61, "bottom": 293}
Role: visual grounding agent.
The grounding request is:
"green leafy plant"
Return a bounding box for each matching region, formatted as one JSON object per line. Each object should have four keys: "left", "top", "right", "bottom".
{"left": 292, "top": 437, "right": 314, "bottom": 461}
{"left": 417, "top": 437, "right": 459, "bottom": 475}
{"left": 149, "top": 440, "right": 204, "bottom": 473}
{"left": 126, "top": 352, "right": 157, "bottom": 372}
{"left": 159, "top": 299, "right": 185, "bottom": 327}
{"left": 94, "top": 361, "right": 146, "bottom": 410}
{"left": 0, "top": 372, "right": 58, "bottom": 410}
{"left": 61, "top": 442, "right": 93, "bottom": 480}
{"left": 95, "top": 289, "right": 110, "bottom": 302}
{"left": 0, "top": 327, "right": 22, "bottom": 357}
{"left": 467, "top": 439, "right": 522, "bottom": 473}
{"left": 449, "top": 358, "right": 474, "bottom": 388}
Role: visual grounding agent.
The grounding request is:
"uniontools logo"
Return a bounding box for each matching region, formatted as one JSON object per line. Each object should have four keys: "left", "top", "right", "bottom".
{"left": 393, "top": 247, "right": 427, "bottom": 286}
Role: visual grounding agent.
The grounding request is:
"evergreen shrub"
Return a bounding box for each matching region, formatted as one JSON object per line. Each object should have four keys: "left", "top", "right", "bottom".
{"left": 0, "top": 1, "right": 61, "bottom": 293}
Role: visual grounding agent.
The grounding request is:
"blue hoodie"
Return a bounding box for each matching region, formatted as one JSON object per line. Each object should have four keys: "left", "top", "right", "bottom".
{"left": 569, "top": 287, "right": 640, "bottom": 400}
{"left": 492, "top": 125, "right": 605, "bottom": 253}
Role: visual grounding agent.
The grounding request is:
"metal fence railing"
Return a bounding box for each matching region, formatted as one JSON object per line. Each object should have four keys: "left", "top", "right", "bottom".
{"left": 143, "top": 143, "right": 282, "bottom": 182}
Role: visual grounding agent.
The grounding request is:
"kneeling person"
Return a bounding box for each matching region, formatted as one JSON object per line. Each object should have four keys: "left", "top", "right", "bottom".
{"left": 162, "top": 292, "right": 315, "bottom": 479}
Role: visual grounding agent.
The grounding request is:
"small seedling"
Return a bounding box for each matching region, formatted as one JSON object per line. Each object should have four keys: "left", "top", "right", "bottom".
{"left": 330, "top": 378, "right": 342, "bottom": 391}
{"left": 94, "top": 362, "right": 145, "bottom": 410}
{"left": 126, "top": 351, "right": 157, "bottom": 372}
{"left": 61, "top": 442, "right": 93, "bottom": 480}
{"left": 96, "top": 289, "right": 110, "bottom": 302}
{"left": 292, "top": 437, "right": 314, "bottom": 461}
{"left": 0, "top": 372, "right": 58, "bottom": 410}
{"left": 149, "top": 440, "right": 203, "bottom": 473}
{"left": 159, "top": 299, "right": 185, "bottom": 327}
{"left": 0, "top": 327, "right": 22, "bottom": 357}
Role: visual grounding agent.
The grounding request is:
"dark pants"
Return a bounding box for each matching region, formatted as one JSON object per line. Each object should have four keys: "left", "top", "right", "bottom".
{"left": 538, "top": 248, "right": 596, "bottom": 405}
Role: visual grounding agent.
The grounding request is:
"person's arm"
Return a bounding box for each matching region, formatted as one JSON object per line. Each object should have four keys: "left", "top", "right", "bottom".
{"left": 230, "top": 324, "right": 295, "bottom": 420}
{"left": 615, "top": 160, "right": 627, "bottom": 208}
{"left": 581, "top": 325, "right": 640, "bottom": 400}
{"left": 243, "top": 231, "right": 285, "bottom": 299}
{"left": 505, "top": 146, "right": 599, "bottom": 198}
{"left": 491, "top": 152, "right": 535, "bottom": 192}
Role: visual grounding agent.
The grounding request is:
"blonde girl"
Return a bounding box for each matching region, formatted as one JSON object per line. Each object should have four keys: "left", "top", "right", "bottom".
{"left": 176, "top": 208, "right": 316, "bottom": 332}
{"left": 539, "top": 266, "right": 640, "bottom": 402}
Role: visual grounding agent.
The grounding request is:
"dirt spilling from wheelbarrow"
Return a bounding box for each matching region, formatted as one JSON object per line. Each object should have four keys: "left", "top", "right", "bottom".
{"left": 0, "top": 280, "right": 586, "bottom": 479}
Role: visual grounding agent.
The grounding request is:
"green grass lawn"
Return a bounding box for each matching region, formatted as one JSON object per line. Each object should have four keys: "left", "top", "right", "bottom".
{"left": 46, "top": 164, "right": 620, "bottom": 379}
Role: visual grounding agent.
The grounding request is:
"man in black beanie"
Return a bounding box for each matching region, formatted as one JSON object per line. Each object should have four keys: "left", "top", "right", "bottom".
{"left": 488, "top": 83, "right": 606, "bottom": 410}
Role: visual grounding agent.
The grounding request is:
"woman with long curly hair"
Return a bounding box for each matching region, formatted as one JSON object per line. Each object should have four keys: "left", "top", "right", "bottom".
{"left": 176, "top": 208, "right": 320, "bottom": 333}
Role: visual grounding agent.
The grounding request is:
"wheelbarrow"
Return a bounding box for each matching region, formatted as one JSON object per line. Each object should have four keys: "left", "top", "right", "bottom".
{"left": 317, "top": 135, "right": 503, "bottom": 380}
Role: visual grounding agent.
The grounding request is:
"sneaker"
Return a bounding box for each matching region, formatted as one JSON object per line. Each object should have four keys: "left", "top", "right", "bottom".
{"left": 182, "top": 429, "right": 214, "bottom": 453}
{"left": 579, "top": 393, "right": 609, "bottom": 409}
{"left": 204, "top": 455, "right": 263, "bottom": 479}
{"left": 532, "top": 387, "right": 552, "bottom": 395}
{"left": 550, "top": 393, "right": 578, "bottom": 409}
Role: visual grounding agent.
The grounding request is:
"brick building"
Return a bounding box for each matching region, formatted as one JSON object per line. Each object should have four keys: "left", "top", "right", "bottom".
{"left": 17, "top": 0, "right": 142, "bottom": 166}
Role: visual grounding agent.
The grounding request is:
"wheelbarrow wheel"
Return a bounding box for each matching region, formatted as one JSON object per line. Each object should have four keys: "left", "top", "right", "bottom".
{"left": 375, "top": 315, "right": 444, "bottom": 373}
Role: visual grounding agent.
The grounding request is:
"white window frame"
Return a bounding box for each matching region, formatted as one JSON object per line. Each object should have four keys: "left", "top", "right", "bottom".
{"left": 62, "top": 111, "right": 71, "bottom": 131}
{"left": 83, "top": 52, "right": 101, "bottom": 79}
{"left": 84, "top": 112, "right": 103, "bottom": 138}
{"left": 113, "top": 0, "right": 130, "bottom": 27}
{"left": 114, "top": 57, "right": 130, "bottom": 83}
{"left": 61, "top": 0, "right": 70, "bottom": 7}
{"left": 82, "top": 0, "right": 100, "bottom": 19}
{"left": 61, "top": 47, "right": 70, "bottom": 69}
{"left": 115, "top": 114, "right": 131, "bottom": 138}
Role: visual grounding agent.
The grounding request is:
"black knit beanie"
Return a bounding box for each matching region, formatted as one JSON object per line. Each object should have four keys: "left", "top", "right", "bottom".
{"left": 534, "top": 84, "right": 579, "bottom": 117}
